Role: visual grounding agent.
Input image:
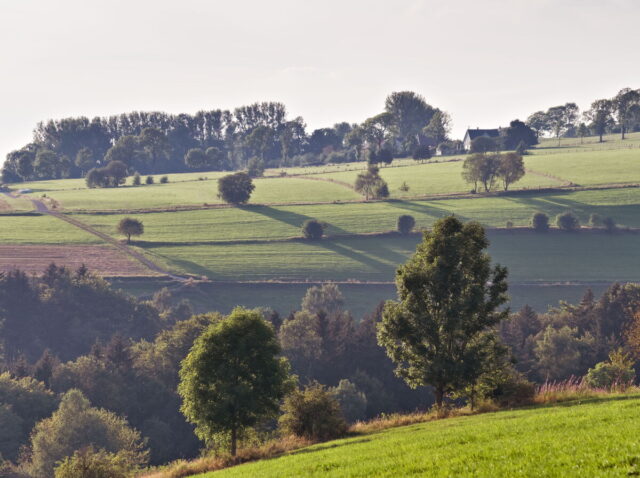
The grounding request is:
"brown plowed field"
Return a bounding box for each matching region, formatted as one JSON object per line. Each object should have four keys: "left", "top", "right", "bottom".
{"left": 0, "top": 245, "right": 161, "bottom": 277}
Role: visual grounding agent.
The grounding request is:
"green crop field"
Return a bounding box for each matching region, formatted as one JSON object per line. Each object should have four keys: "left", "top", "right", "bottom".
{"left": 200, "top": 395, "right": 640, "bottom": 478}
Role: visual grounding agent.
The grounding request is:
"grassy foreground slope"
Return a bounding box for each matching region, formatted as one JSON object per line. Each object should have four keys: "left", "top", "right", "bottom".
{"left": 202, "top": 395, "right": 640, "bottom": 478}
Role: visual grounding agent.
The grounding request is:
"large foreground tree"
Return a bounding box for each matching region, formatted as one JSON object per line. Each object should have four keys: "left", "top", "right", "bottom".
{"left": 178, "top": 308, "right": 292, "bottom": 456}
{"left": 377, "top": 217, "right": 509, "bottom": 407}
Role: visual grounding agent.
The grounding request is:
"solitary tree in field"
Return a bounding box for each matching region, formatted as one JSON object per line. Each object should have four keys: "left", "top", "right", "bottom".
{"left": 217, "top": 172, "right": 255, "bottom": 204}
{"left": 397, "top": 215, "right": 415, "bottom": 234}
{"left": 117, "top": 218, "right": 144, "bottom": 244}
{"left": 178, "top": 308, "right": 292, "bottom": 456}
{"left": 302, "top": 219, "right": 325, "bottom": 240}
{"left": 377, "top": 217, "right": 509, "bottom": 408}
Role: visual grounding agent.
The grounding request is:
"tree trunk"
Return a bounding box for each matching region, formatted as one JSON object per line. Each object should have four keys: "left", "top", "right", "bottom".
{"left": 599, "top": 133, "right": 603, "bottom": 143}
{"left": 126, "top": 234, "right": 131, "bottom": 244}
{"left": 230, "top": 426, "right": 237, "bottom": 456}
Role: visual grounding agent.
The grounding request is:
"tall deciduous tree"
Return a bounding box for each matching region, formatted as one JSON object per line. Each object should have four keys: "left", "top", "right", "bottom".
{"left": 526, "top": 111, "right": 549, "bottom": 139}
{"left": 117, "top": 217, "right": 144, "bottom": 243}
{"left": 384, "top": 91, "right": 436, "bottom": 152}
{"left": 498, "top": 152, "right": 525, "bottom": 191}
{"left": 613, "top": 88, "right": 640, "bottom": 140}
{"left": 178, "top": 308, "right": 292, "bottom": 456}
{"left": 584, "top": 99, "right": 614, "bottom": 142}
{"left": 377, "top": 217, "right": 509, "bottom": 407}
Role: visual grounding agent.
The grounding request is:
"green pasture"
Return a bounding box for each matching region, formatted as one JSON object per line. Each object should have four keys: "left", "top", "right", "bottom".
{"left": 137, "top": 231, "right": 640, "bottom": 283}
{"left": 535, "top": 131, "right": 640, "bottom": 153}
{"left": 524, "top": 149, "right": 640, "bottom": 186}
{"left": 0, "top": 214, "right": 99, "bottom": 244}
{"left": 314, "top": 160, "right": 564, "bottom": 197}
{"left": 203, "top": 395, "right": 640, "bottom": 478}
{"left": 26, "top": 177, "right": 358, "bottom": 211}
{"left": 76, "top": 187, "right": 640, "bottom": 247}
{"left": 0, "top": 194, "right": 34, "bottom": 212}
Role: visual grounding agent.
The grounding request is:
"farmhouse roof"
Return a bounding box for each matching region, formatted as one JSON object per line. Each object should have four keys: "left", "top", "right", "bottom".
{"left": 465, "top": 128, "right": 501, "bottom": 140}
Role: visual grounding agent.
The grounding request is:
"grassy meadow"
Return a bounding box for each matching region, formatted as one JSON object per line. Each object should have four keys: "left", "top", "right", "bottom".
{"left": 199, "top": 395, "right": 640, "bottom": 478}
{"left": 0, "top": 214, "right": 100, "bottom": 244}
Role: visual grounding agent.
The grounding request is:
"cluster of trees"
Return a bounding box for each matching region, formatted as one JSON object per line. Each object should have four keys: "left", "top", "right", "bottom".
{"left": 462, "top": 152, "right": 525, "bottom": 192}
{"left": 526, "top": 87, "right": 640, "bottom": 142}
{"left": 502, "top": 284, "right": 640, "bottom": 384}
{"left": 3, "top": 92, "right": 452, "bottom": 183}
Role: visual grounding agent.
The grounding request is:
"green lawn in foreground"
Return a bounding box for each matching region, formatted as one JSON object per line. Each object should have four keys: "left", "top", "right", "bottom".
{"left": 30, "top": 177, "right": 358, "bottom": 211}
{"left": 202, "top": 395, "right": 640, "bottom": 478}
{"left": 76, "top": 187, "right": 640, "bottom": 245}
{"left": 0, "top": 215, "right": 99, "bottom": 244}
{"left": 314, "top": 160, "right": 564, "bottom": 197}
{"left": 139, "top": 231, "right": 640, "bottom": 283}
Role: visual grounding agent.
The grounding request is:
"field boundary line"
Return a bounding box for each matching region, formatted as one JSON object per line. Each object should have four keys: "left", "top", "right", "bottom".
{"left": 26, "top": 197, "right": 188, "bottom": 281}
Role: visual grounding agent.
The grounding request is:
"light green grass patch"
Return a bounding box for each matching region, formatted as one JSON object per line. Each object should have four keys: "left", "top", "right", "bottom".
{"left": 34, "top": 177, "right": 358, "bottom": 211}
{"left": 0, "top": 215, "right": 100, "bottom": 244}
{"left": 525, "top": 149, "right": 640, "bottom": 186}
{"left": 315, "top": 161, "right": 563, "bottom": 197}
{"left": 202, "top": 395, "right": 640, "bottom": 478}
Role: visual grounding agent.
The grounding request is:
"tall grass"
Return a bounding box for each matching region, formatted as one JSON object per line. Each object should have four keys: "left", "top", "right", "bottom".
{"left": 533, "top": 376, "right": 637, "bottom": 404}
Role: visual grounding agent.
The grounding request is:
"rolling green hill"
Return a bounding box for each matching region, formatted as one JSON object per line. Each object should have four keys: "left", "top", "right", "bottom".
{"left": 3, "top": 132, "right": 640, "bottom": 314}
{"left": 197, "top": 394, "right": 640, "bottom": 478}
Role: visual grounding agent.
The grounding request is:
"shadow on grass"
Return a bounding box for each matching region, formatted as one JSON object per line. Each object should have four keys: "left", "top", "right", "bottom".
{"left": 246, "top": 205, "right": 350, "bottom": 235}
{"left": 287, "top": 437, "right": 373, "bottom": 457}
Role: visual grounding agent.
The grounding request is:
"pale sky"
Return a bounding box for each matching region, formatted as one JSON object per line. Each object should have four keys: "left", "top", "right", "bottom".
{"left": 1, "top": 0, "right": 638, "bottom": 159}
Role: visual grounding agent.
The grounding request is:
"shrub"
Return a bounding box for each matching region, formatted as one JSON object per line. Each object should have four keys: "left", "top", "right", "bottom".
{"left": 146, "top": 175, "right": 154, "bottom": 185}
{"left": 506, "top": 221, "right": 514, "bottom": 229}
{"left": 132, "top": 172, "right": 141, "bottom": 186}
{"left": 54, "top": 447, "right": 136, "bottom": 478}
{"left": 218, "top": 172, "right": 255, "bottom": 204}
{"left": 330, "top": 379, "right": 367, "bottom": 423}
{"left": 399, "top": 181, "right": 410, "bottom": 192}
{"left": 603, "top": 216, "right": 616, "bottom": 233}
{"left": 584, "top": 349, "right": 635, "bottom": 389}
{"left": 412, "top": 146, "right": 432, "bottom": 161}
{"left": 160, "top": 175, "right": 169, "bottom": 184}
{"left": 302, "top": 220, "right": 325, "bottom": 240}
{"left": 279, "top": 383, "right": 347, "bottom": 441}
{"left": 397, "top": 215, "right": 415, "bottom": 234}
{"left": 589, "top": 213, "right": 603, "bottom": 228}
{"left": 373, "top": 181, "right": 389, "bottom": 199}
{"left": 531, "top": 212, "right": 549, "bottom": 232}
{"left": 556, "top": 211, "right": 580, "bottom": 231}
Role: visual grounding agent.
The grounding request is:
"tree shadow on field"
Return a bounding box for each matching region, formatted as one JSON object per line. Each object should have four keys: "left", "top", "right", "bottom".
{"left": 385, "top": 200, "right": 467, "bottom": 222}
{"left": 246, "top": 205, "right": 350, "bottom": 235}
{"left": 287, "top": 437, "right": 373, "bottom": 457}
{"left": 316, "top": 238, "right": 409, "bottom": 277}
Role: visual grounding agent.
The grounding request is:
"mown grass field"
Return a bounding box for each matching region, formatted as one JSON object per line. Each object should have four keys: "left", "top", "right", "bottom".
{"left": 0, "top": 214, "right": 100, "bottom": 244}
{"left": 76, "top": 186, "right": 640, "bottom": 248}
{"left": 200, "top": 395, "right": 640, "bottom": 478}
{"left": 137, "top": 231, "right": 640, "bottom": 283}
{"left": 16, "top": 177, "right": 359, "bottom": 211}
{"left": 314, "top": 160, "right": 564, "bottom": 197}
